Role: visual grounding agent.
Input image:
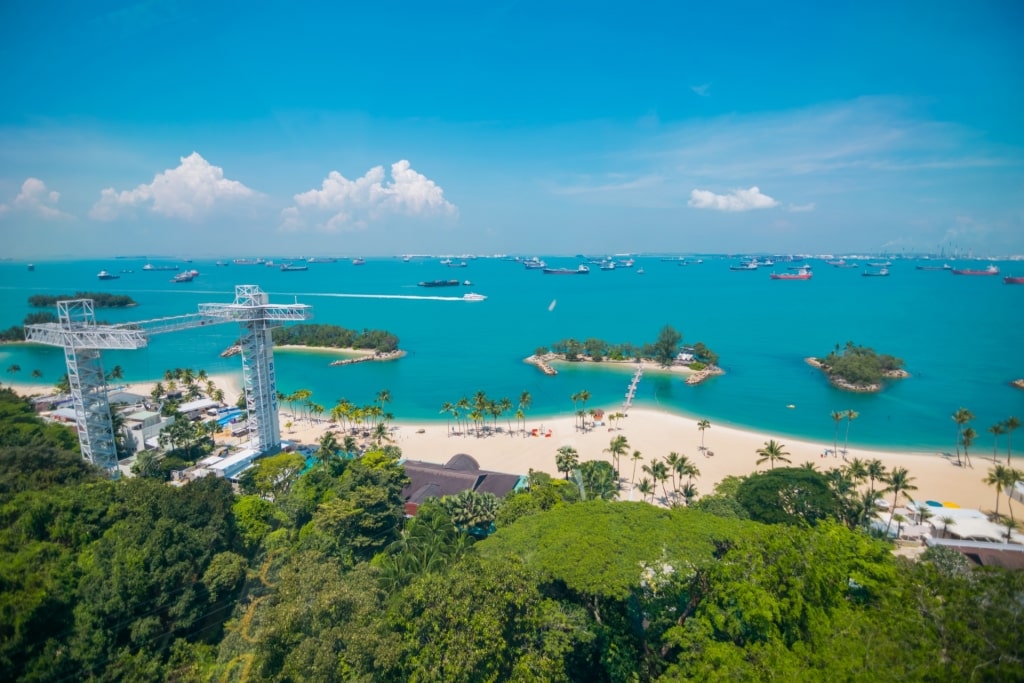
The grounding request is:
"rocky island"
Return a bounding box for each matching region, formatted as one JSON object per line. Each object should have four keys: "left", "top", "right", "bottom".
{"left": 807, "top": 342, "right": 907, "bottom": 393}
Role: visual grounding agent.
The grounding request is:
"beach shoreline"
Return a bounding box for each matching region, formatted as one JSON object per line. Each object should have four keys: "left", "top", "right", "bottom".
{"left": 3, "top": 373, "right": 1003, "bottom": 512}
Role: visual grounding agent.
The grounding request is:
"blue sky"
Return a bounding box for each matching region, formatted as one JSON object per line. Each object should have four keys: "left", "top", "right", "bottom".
{"left": 2, "top": 1, "right": 1022, "bottom": 258}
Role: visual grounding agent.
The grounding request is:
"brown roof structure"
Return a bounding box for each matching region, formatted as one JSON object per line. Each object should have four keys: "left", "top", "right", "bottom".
{"left": 401, "top": 453, "right": 524, "bottom": 515}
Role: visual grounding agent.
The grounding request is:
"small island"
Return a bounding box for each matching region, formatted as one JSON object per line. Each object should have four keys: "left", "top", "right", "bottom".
{"left": 268, "top": 324, "right": 404, "bottom": 365}
{"left": 807, "top": 342, "right": 908, "bottom": 393}
{"left": 29, "top": 292, "right": 137, "bottom": 308}
{"left": 526, "top": 324, "right": 723, "bottom": 385}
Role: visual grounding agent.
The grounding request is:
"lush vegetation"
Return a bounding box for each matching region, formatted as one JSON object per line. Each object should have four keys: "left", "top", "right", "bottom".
{"left": 28, "top": 292, "right": 137, "bottom": 308}
{"left": 540, "top": 324, "right": 719, "bottom": 368}
{"left": 816, "top": 341, "right": 905, "bottom": 388}
{"left": 1, "top": 386, "right": 1022, "bottom": 681}
{"left": 271, "top": 323, "right": 399, "bottom": 353}
{"left": 0, "top": 312, "right": 59, "bottom": 342}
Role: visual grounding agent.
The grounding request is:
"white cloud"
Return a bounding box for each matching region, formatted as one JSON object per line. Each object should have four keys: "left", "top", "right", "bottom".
{"left": 284, "top": 160, "right": 457, "bottom": 231}
{"left": 0, "top": 178, "right": 72, "bottom": 219}
{"left": 690, "top": 83, "right": 711, "bottom": 97}
{"left": 688, "top": 186, "right": 779, "bottom": 212}
{"left": 90, "top": 152, "right": 255, "bottom": 220}
{"left": 788, "top": 202, "right": 816, "bottom": 212}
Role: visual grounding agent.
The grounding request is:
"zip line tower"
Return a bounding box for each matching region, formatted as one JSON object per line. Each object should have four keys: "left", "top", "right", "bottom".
{"left": 24, "top": 285, "right": 312, "bottom": 477}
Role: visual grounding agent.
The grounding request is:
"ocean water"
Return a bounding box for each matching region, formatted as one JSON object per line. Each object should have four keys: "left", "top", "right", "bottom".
{"left": 1, "top": 256, "right": 1022, "bottom": 453}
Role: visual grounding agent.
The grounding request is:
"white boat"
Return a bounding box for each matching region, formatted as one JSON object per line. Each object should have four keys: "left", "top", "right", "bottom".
{"left": 463, "top": 292, "right": 487, "bottom": 301}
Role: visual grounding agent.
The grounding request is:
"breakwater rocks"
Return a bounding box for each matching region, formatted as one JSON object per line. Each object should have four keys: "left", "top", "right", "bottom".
{"left": 524, "top": 354, "right": 558, "bottom": 375}
{"left": 685, "top": 366, "right": 724, "bottom": 385}
{"left": 329, "top": 349, "right": 405, "bottom": 366}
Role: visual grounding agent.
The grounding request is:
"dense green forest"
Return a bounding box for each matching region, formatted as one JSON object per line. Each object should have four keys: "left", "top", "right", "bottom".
{"left": 0, "top": 312, "right": 58, "bottom": 342}
{"left": 1, "top": 386, "right": 1021, "bottom": 681}
{"left": 271, "top": 323, "right": 399, "bottom": 353}
{"left": 816, "top": 341, "right": 906, "bottom": 387}
{"left": 28, "top": 292, "right": 137, "bottom": 308}
{"left": 541, "top": 324, "right": 720, "bottom": 368}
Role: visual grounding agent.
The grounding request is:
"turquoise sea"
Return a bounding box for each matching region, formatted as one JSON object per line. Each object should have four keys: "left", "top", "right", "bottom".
{"left": 1, "top": 256, "right": 1022, "bottom": 453}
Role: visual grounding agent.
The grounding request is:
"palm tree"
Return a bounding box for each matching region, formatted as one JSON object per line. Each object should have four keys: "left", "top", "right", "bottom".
{"left": 30, "top": 369, "right": 42, "bottom": 379}
{"left": 456, "top": 397, "right": 471, "bottom": 436}
{"left": 555, "top": 446, "right": 580, "bottom": 480}
{"left": 756, "top": 439, "right": 791, "bottom": 470}
{"left": 570, "top": 392, "right": 581, "bottom": 429}
{"left": 372, "top": 421, "right": 392, "bottom": 447}
{"left": 106, "top": 365, "right": 124, "bottom": 382}
{"left": 1005, "top": 417, "right": 1021, "bottom": 465}
{"left": 518, "top": 391, "right": 532, "bottom": 436}
{"left": 440, "top": 402, "right": 454, "bottom": 436}
{"left": 1006, "top": 468, "right": 1023, "bottom": 525}
{"left": 883, "top": 467, "right": 918, "bottom": 535}
{"left": 376, "top": 389, "right": 392, "bottom": 417}
{"left": 642, "top": 459, "right": 670, "bottom": 503}
{"left": 664, "top": 451, "right": 683, "bottom": 494}
{"left": 6, "top": 364, "right": 21, "bottom": 376}
{"left": 938, "top": 515, "right": 956, "bottom": 539}
{"left": 843, "top": 409, "right": 859, "bottom": 454}
{"left": 988, "top": 423, "right": 1006, "bottom": 462}
{"left": 316, "top": 430, "right": 340, "bottom": 468}
{"left": 830, "top": 410, "right": 843, "bottom": 456}
{"left": 500, "top": 397, "right": 513, "bottom": 435}
{"left": 629, "top": 449, "right": 644, "bottom": 485}
{"left": 604, "top": 435, "right": 630, "bottom": 478}
{"left": 952, "top": 407, "right": 974, "bottom": 466}
{"left": 845, "top": 457, "right": 869, "bottom": 486}
{"left": 961, "top": 426, "right": 977, "bottom": 469}
{"left": 636, "top": 477, "right": 655, "bottom": 503}
{"left": 697, "top": 419, "right": 711, "bottom": 451}
{"left": 866, "top": 459, "right": 887, "bottom": 497}
{"left": 985, "top": 464, "right": 1012, "bottom": 518}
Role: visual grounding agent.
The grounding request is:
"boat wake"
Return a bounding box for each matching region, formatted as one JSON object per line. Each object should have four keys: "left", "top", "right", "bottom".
{"left": 291, "top": 291, "right": 473, "bottom": 302}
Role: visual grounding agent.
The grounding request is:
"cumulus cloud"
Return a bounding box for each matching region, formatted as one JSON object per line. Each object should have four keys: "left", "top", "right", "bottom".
{"left": 90, "top": 152, "right": 255, "bottom": 220}
{"left": 0, "top": 178, "right": 72, "bottom": 219}
{"left": 688, "top": 186, "right": 779, "bottom": 212}
{"left": 283, "top": 160, "right": 457, "bottom": 232}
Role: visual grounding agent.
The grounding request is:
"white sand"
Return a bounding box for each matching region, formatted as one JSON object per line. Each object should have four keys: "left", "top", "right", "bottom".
{"left": 5, "top": 374, "right": 1000, "bottom": 512}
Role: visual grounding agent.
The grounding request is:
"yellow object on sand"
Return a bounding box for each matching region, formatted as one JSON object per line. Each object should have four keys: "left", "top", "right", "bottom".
{"left": 942, "top": 501, "right": 960, "bottom": 508}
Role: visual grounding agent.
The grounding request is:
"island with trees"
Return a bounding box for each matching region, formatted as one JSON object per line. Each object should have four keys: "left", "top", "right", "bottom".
{"left": 807, "top": 341, "right": 908, "bottom": 392}
{"left": 28, "top": 292, "right": 137, "bottom": 308}
{"left": 526, "top": 324, "right": 723, "bottom": 384}
{"left": 268, "top": 323, "right": 404, "bottom": 364}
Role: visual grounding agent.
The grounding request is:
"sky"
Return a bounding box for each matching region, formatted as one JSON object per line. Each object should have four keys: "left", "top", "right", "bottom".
{"left": 1, "top": 1, "right": 1022, "bottom": 259}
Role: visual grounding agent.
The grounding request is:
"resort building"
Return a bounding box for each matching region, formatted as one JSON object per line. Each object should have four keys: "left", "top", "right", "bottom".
{"left": 401, "top": 453, "right": 524, "bottom": 516}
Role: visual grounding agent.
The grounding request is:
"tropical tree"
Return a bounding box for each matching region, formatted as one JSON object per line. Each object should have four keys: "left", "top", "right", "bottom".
{"left": 866, "top": 458, "right": 887, "bottom": 497}
{"left": 697, "top": 418, "right": 710, "bottom": 451}
{"left": 500, "top": 396, "right": 513, "bottom": 434}
{"left": 756, "top": 439, "right": 791, "bottom": 470}
{"left": 845, "top": 457, "right": 868, "bottom": 485}
{"left": 316, "top": 430, "right": 340, "bottom": 468}
{"left": 985, "top": 464, "right": 1012, "bottom": 518}
{"left": 1005, "top": 468, "right": 1023, "bottom": 525}
{"left": 952, "top": 406, "right": 974, "bottom": 466}
{"left": 829, "top": 410, "right": 844, "bottom": 456}
{"left": 988, "top": 423, "right": 1005, "bottom": 462}
{"left": 573, "top": 460, "right": 619, "bottom": 501}
{"left": 844, "top": 409, "right": 859, "bottom": 454}
{"left": 555, "top": 446, "right": 580, "bottom": 480}
{"left": 376, "top": 388, "right": 391, "bottom": 417}
{"left": 642, "top": 459, "right": 670, "bottom": 503}
{"left": 106, "top": 364, "right": 124, "bottom": 382}
{"left": 884, "top": 466, "right": 918, "bottom": 535}
{"left": 961, "top": 426, "right": 977, "bottom": 469}
{"left": 6, "top": 363, "right": 21, "bottom": 375}
{"left": 30, "top": 368, "right": 42, "bottom": 379}
{"left": 1005, "top": 416, "right": 1021, "bottom": 465}
{"left": 939, "top": 515, "right": 956, "bottom": 539}
{"left": 518, "top": 391, "right": 531, "bottom": 435}
{"left": 604, "top": 435, "right": 630, "bottom": 478}
{"left": 629, "top": 449, "right": 644, "bottom": 485}
{"left": 636, "top": 477, "right": 655, "bottom": 503}
{"left": 440, "top": 401, "right": 454, "bottom": 436}
{"left": 442, "top": 490, "right": 501, "bottom": 537}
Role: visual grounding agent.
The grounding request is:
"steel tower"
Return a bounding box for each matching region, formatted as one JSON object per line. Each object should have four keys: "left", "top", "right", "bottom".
{"left": 24, "top": 285, "right": 311, "bottom": 477}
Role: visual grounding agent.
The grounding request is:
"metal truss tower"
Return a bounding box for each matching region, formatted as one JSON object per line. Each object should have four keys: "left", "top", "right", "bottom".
{"left": 24, "top": 285, "right": 311, "bottom": 477}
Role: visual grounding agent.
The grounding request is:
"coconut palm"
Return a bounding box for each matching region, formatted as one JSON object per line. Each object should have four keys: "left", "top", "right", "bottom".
{"left": 440, "top": 401, "right": 454, "bottom": 436}
{"left": 30, "top": 369, "right": 42, "bottom": 379}
{"left": 680, "top": 483, "right": 699, "bottom": 507}
{"left": 456, "top": 397, "right": 471, "bottom": 436}
{"left": 866, "top": 459, "right": 887, "bottom": 497}
{"left": 372, "top": 421, "right": 392, "bottom": 447}
{"left": 883, "top": 467, "right": 918, "bottom": 535}
{"left": 604, "top": 435, "right": 630, "bottom": 478}
{"left": 952, "top": 407, "right": 974, "bottom": 466}
{"left": 845, "top": 457, "right": 869, "bottom": 486}
{"left": 988, "top": 423, "right": 1006, "bottom": 462}
{"left": 316, "top": 430, "right": 340, "bottom": 468}
{"left": 830, "top": 410, "right": 843, "bottom": 455}
{"left": 985, "top": 464, "right": 1012, "bottom": 518}
{"left": 697, "top": 419, "right": 711, "bottom": 451}
{"left": 642, "top": 459, "right": 670, "bottom": 503}
{"left": 1006, "top": 468, "right": 1023, "bottom": 525}
{"left": 518, "top": 391, "right": 532, "bottom": 435}
{"left": 843, "top": 409, "right": 859, "bottom": 454}
{"left": 664, "top": 451, "right": 683, "bottom": 493}
{"left": 555, "top": 446, "right": 580, "bottom": 480}
{"left": 1005, "top": 416, "right": 1021, "bottom": 465}
{"left": 961, "top": 426, "right": 977, "bottom": 469}
{"left": 636, "top": 477, "right": 655, "bottom": 503}
{"left": 938, "top": 515, "right": 956, "bottom": 539}
{"left": 756, "top": 439, "right": 791, "bottom": 470}
{"left": 376, "top": 389, "right": 391, "bottom": 416}
{"left": 629, "top": 449, "right": 644, "bottom": 485}
{"left": 500, "top": 397, "right": 513, "bottom": 434}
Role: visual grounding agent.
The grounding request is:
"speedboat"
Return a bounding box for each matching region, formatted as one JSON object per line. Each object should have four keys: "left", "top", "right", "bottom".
{"left": 97, "top": 270, "right": 120, "bottom": 280}
{"left": 463, "top": 292, "right": 487, "bottom": 301}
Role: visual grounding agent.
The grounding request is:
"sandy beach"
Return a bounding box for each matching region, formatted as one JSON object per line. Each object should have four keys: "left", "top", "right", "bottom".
{"left": 4, "top": 373, "right": 1002, "bottom": 513}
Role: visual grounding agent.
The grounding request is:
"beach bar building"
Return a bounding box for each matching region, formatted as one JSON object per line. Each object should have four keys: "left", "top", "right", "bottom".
{"left": 401, "top": 454, "right": 524, "bottom": 516}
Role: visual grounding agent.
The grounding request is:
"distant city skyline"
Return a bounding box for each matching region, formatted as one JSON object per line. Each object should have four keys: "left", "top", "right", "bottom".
{"left": 2, "top": 2, "right": 1022, "bottom": 258}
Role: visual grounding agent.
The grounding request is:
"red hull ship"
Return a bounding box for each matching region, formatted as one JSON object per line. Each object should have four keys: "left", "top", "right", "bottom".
{"left": 1005, "top": 276, "right": 1024, "bottom": 285}
{"left": 769, "top": 269, "right": 812, "bottom": 280}
{"left": 951, "top": 265, "right": 999, "bottom": 276}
